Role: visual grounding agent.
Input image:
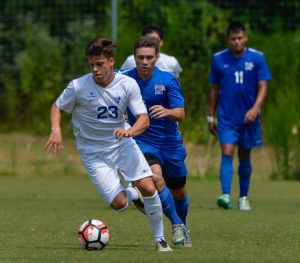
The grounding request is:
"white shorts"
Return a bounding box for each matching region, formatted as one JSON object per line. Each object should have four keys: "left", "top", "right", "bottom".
{"left": 81, "top": 138, "right": 153, "bottom": 205}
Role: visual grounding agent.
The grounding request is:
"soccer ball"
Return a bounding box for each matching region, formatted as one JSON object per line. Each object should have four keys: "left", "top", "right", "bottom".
{"left": 78, "top": 219, "right": 110, "bottom": 250}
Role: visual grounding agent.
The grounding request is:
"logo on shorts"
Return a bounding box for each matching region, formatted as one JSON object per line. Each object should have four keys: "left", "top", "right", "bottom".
{"left": 143, "top": 169, "right": 148, "bottom": 173}
{"left": 155, "top": 85, "right": 165, "bottom": 94}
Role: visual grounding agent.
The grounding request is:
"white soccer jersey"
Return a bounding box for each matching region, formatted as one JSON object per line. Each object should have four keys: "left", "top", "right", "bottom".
{"left": 121, "top": 53, "right": 182, "bottom": 77}
{"left": 56, "top": 72, "right": 147, "bottom": 153}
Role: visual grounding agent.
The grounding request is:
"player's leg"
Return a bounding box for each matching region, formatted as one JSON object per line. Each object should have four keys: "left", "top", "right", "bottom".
{"left": 144, "top": 153, "right": 184, "bottom": 244}
{"left": 217, "top": 123, "right": 240, "bottom": 209}
{"left": 134, "top": 176, "right": 172, "bottom": 251}
{"left": 217, "top": 143, "right": 235, "bottom": 209}
{"left": 143, "top": 151, "right": 185, "bottom": 245}
{"left": 163, "top": 153, "right": 191, "bottom": 248}
{"left": 80, "top": 151, "right": 131, "bottom": 211}
{"left": 118, "top": 140, "right": 172, "bottom": 251}
{"left": 237, "top": 123, "right": 262, "bottom": 210}
{"left": 237, "top": 147, "right": 252, "bottom": 210}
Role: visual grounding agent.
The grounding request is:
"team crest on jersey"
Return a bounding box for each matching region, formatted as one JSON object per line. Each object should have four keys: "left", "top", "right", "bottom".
{"left": 87, "top": 92, "right": 97, "bottom": 102}
{"left": 155, "top": 84, "right": 165, "bottom": 94}
{"left": 114, "top": 96, "right": 121, "bottom": 104}
{"left": 245, "top": 62, "right": 254, "bottom": 70}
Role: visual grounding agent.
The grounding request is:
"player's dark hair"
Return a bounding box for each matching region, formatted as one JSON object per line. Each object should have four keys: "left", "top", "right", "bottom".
{"left": 85, "top": 38, "right": 116, "bottom": 58}
{"left": 142, "top": 23, "right": 164, "bottom": 40}
{"left": 227, "top": 21, "right": 246, "bottom": 36}
{"left": 134, "top": 36, "right": 160, "bottom": 55}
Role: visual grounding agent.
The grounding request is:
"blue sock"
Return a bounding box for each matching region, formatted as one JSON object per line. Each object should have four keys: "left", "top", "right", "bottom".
{"left": 239, "top": 159, "right": 252, "bottom": 197}
{"left": 174, "top": 194, "right": 189, "bottom": 226}
{"left": 220, "top": 155, "right": 234, "bottom": 195}
{"left": 158, "top": 185, "right": 183, "bottom": 225}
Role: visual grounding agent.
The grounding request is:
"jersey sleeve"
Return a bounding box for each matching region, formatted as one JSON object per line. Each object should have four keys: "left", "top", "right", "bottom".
{"left": 209, "top": 56, "right": 220, "bottom": 84}
{"left": 257, "top": 54, "right": 272, "bottom": 82}
{"left": 121, "top": 55, "right": 136, "bottom": 70}
{"left": 127, "top": 79, "right": 147, "bottom": 116}
{"left": 56, "top": 80, "right": 77, "bottom": 113}
{"left": 166, "top": 77, "right": 185, "bottom": 109}
{"left": 173, "top": 58, "right": 183, "bottom": 77}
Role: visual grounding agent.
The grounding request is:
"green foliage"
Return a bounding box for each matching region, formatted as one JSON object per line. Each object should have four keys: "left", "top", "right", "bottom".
{"left": 2, "top": 15, "right": 63, "bottom": 133}
{"left": 250, "top": 26, "right": 300, "bottom": 179}
{"left": 0, "top": 1, "right": 300, "bottom": 179}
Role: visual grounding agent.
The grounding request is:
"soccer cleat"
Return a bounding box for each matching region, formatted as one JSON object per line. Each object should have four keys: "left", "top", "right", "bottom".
{"left": 178, "top": 228, "right": 192, "bottom": 248}
{"left": 133, "top": 187, "right": 146, "bottom": 214}
{"left": 156, "top": 239, "right": 173, "bottom": 252}
{"left": 217, "top": 194, "right": 233, "bottom": 209}
{"left": 171, "top": 224, "right": 185, "bottom": 245}
{"left": 238, "top": 196, "right": 251, "bottom": 210}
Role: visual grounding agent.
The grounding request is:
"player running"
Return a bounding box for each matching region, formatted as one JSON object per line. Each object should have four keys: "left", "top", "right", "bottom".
{"left": 45, "top": 38, "right": 172, "bottom": 252}
{"left": 120, "top": 36, "right": 192, "bottom": 248}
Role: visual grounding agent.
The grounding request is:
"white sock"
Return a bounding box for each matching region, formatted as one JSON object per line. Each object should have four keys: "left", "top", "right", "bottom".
{"left": 143, "top": 191, "right": 165, "bottom": 243}
{"left": 125, "top": 187, "right": 139, "bottom": 202}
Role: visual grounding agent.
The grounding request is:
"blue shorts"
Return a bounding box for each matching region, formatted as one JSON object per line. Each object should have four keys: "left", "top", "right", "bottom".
{"left": 136, "top": 141, "right": 188, "bottom": 178}
{"left": 217, "top": 122, "right": 262, "bottom": 149}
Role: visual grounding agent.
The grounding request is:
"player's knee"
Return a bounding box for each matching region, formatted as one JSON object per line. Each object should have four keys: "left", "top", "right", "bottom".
{"left": 134, "top": 177, "right": 156, "bottom": 197}
{"left": 221, "top": 144, "right": 234, "bottom": 156}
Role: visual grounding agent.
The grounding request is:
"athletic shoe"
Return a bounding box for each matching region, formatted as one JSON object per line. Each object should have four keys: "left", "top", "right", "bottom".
{"left": 238, "top": 196, "right": 251, "bottom": 210}
{"left": 155, "top": 239, "right": 173, "bottom": 252}
{"left": 178, "top": 228, "right": 192, "bottom": 248}
{"left": 171, "top": 224, "right": 185, "bottom": 245}
{"left": 133, "top": 187, "right": 146, "bottom": 214}
{"left": 217, "top": 194, "right": 233, "bottom": 209}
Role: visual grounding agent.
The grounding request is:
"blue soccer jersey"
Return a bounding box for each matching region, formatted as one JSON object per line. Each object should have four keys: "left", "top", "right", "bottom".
{"left": 209, "top": 48, "right": 272, "bottom": 125}
{"left": 121, "top": 67, "right": 185, "bottom": 150}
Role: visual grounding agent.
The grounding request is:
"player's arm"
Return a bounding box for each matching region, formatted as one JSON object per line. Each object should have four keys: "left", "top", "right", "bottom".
{"left": 244, "top": 80, "right": 268, "bottom": 123}
{"left": 44, "top": 102, "right": 64, "bottom": 156}
{"left": 113, "top": 113, "right": 149, "bottom": 141}
{"left": 149, "top": 105, "right": 185, "bottom": 122}
{"left": 208, "top": 83, "right": 219, "bottom": 136}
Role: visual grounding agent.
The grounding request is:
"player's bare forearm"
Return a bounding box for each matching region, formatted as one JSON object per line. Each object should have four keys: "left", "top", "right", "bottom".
{"left": 209, "top": 83, "right": 219, "bottom": 117}
{"left": 113, "top": 113, "right": 149, "bottom": 140}
{"left": 149, "top": 105, "right": 185, "bottom": 122}
{"left": 44, "top": 102, "right": 64, "bottom": 156}
{"left": 244, "top": 81, "right": 268, "bottom": 123}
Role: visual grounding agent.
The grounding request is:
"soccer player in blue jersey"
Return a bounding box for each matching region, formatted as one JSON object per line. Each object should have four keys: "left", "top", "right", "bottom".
{"left": 208, "top": 21, "right": 272, "bottom": 210}
{"left": 120, "top": 36, "right": 192, "bottom": 247}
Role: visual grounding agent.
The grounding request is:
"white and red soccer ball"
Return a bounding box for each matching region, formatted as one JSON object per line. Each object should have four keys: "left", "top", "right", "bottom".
{"left": 78, "top": 219, "right": 110, "bottom": 250}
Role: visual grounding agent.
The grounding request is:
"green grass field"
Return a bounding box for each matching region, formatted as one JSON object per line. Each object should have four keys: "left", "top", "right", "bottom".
{"left": 0, "top": 176, "right": 299, "bottom": 263}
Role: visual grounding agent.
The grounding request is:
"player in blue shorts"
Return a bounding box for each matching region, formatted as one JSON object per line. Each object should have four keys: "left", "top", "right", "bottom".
{"left": 120, "top": 36, "right": 192, "bottom": 247}
{"left": 208, "top": 21, "right": 272, "bottom": 210}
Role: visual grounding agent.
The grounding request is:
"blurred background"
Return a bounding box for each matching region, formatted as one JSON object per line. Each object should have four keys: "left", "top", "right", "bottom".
{"left": 0, "top": 0, "right": 299, "bottom": 180}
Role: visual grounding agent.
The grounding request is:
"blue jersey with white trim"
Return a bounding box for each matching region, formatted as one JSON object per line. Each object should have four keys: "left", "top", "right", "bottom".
{"left": 122, "top": 67, "right": 185, "bottom": 149}
{"left": 209, "top": 47, "right": 271, "bottom": 125}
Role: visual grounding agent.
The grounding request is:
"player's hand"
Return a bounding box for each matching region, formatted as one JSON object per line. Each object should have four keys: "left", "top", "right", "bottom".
{"left": 208, "top": 122, "right": 217, "bottom": 136}
{"left": 113, "top": 128, "right": 133, "bottom": 141}
{"left": 244, "top": 108, "right": 258, "bottom": 123}
{"left": 44, "top": 128, "right": 63, "bottom": 156}
{"left": 149, "top": 105, "right": 169, "bottom": 119}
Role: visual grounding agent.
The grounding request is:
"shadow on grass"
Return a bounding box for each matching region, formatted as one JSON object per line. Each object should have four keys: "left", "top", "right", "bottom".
{"left": 32, "top": 243, "right": 151, "bottom": 251}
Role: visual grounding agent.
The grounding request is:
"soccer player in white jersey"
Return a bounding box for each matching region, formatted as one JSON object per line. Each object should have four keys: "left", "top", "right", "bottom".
{"left": 121, "top": 23, "right": 182, "bottom": 81}
{"left": 208, "top": 21, "right": 271, "bottom": 210}
{"left": 44, "top": 38, "right": 172, "bottom": 252}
